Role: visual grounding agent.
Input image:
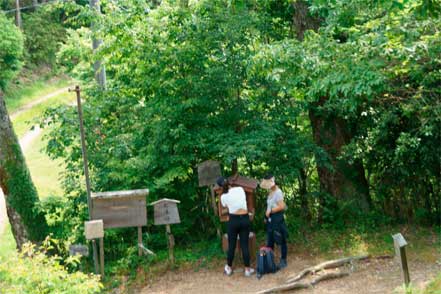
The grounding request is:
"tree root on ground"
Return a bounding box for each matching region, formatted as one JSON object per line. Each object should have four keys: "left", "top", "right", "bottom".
{"left": 256, "top": 272, "right": 349, "bottom": 294}
{"left": 285, "top": 255, "right": 369, "bottom": 283}
{"left": 256, "top": 254, "right": 394, "bottom": 293}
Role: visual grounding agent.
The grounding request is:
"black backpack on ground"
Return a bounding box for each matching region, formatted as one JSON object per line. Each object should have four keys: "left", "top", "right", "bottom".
{"left": 256, "top": 246, "right": 277, "bottom": 279}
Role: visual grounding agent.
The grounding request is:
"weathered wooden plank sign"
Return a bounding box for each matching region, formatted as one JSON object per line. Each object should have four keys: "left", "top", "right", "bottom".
{"left": 151, "top": 198, "right": 181, "bottom": 225}
{"left": 197, "top": 160, "right": 221, "bottom": 187}
{"left": 85, "top": 219, "right": 104, "bottom": 240}
{"left": 91, "top": 189, "right": 149, "bottom": 228}
{"left": 69, "top": 244, "right": 89, "bottom": 257}
{"left": 392, "top": 233, "right": 410, "bottom": 286}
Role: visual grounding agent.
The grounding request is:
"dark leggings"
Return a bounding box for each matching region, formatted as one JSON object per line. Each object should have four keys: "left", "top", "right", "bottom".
{"left": 227, "top": 214, "right": 251, "bottom": 267}
{"left": 266, "top": 227, "right": 287, "bottom": 260}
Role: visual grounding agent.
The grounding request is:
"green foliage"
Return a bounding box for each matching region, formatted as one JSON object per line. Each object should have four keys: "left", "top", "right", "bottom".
{"left": 0, "top": 13, "right": 23, "bottom": 89}
{"left": 0, "top": 242, "right": 102, "bottom": 294}
{"left": 22, "top": 7, "right": 66, "bottom": 67}
{"left": 37, "top": 0, "right": 441, "bottom": 276}
{"left": 57, "top": 28, "right": 93, "bottom": 80}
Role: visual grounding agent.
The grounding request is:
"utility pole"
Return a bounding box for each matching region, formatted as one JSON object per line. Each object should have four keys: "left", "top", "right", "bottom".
{"left": 15, "top": 0, "right": 22, "bottom": 29}
{"left": 90, "top": 0, "right": 107, "bottom": 89}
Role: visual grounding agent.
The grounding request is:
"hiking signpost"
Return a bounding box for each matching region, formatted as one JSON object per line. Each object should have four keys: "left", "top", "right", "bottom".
{"left": 392, "top": 233, "right": 410, "bottom": 287}
{"left": 84, "top": 219, "right": 105, "bottom": 277}
{"left": 151, "top": 198, "right": 181, "bottom": 264}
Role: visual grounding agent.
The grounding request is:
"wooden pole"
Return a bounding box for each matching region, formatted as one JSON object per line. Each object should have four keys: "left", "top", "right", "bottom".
{"left": 399, "top": 247, "right": 410, "bottom": 286}
{"left": 71, "top": 86, "right": 99, "bottom": 273}
{"left": 138, "top": 226, "right": 142, "bottom": 257}
{"left": 210, "top": 185, "right": 221, "bottom": 239}
{"left": 166, "top": 224, "right": 175, "bottom": 264}
{"left": 393, "top": 233, "right": 410, "bottom": 287}
{"left": 99, "top": 237, "right": 104, "bottom": 277}
{"left": 92, "top": 239, "right": 99, "bottom": 274}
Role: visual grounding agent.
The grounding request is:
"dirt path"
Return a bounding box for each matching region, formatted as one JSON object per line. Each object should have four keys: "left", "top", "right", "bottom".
{"left": 10, "top": 87, "right": 70, "bottom": 120}
{"left": 140, "top": 254, "right": 440, "bottom": 294}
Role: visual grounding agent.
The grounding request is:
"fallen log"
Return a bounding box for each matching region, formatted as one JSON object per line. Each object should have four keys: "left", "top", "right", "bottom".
{"left": 285, "top": 255, "right": 369, "bottom": 283}
{"left": 256, "top": 272, "right": 349, "bottom": 294}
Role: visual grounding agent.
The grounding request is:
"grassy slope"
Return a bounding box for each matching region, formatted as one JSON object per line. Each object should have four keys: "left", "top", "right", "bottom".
{"left": 0, "top": 77, "right": 73, "bottom": 258}
{"left": 4, "top": 77, "right": 71, "bottom": 113}
{"left": 6, "top": 76, "right": 74, "bottom": 197}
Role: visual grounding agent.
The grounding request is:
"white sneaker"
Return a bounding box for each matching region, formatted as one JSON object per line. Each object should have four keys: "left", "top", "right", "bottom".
{"left": 244, "top": 268, "right": 255, "bottom": 277}
{"left": 224, "top": 265, "right": 233, "bottom": 276}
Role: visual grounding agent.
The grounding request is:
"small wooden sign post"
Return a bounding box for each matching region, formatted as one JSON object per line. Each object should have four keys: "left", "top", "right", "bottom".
{"left": 151, "top": 198, "right": 181, "bottom": 264}
{"left": 85, "top": 219, "right": 104, "bottom": 277}
{"left": 392, "top": 233, "right": 410, "bottom": 287}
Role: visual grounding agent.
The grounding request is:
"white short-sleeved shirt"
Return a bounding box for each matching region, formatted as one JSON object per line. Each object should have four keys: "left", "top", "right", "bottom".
{"left": 221, "top": 186, "right": 248, "bottom": 214}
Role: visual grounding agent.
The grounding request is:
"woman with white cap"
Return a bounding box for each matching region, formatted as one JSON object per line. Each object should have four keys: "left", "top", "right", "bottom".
{"left": 260, "top": 174, "right": 288, "bottom": 269}
{"left": 217, "top": 176, "right": 255, "bottom": 277}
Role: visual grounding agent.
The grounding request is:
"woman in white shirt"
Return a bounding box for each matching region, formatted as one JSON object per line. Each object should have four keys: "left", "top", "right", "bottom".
{"left": 217, "top": 176, "right": 254, "bottom": 277}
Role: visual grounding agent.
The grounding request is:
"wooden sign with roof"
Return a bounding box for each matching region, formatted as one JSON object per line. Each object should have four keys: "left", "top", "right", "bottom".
{"left": 150, "top": 198, "right": 181, "bottom": 264}
{"left": 150, "top": 198, "right": 181, "bottom": 225}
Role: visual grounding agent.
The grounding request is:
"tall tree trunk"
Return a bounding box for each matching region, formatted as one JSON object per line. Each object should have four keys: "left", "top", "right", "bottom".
{"left": 15, "top": 0, "right": 22, "bottom": 29}
{"left": 309, "top": 97, "right": 370, "bottom": 211}
{"left": 0, "top": 91, "right": 48, "bottom": 249}
{"left": 292, "top": 1, "right": 370, "bottom": 212}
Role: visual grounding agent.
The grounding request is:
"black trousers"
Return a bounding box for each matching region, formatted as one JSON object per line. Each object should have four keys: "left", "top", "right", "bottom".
{"left": 266, "top": 212, "right": 288, "bottom": 260}
{"left": 227, "top": 214, "right": 251, "bottom": 267}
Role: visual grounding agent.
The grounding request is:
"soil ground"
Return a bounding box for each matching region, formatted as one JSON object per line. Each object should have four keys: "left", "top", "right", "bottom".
{"left": 139, "top": 250, "right": 440, "bottom": 294}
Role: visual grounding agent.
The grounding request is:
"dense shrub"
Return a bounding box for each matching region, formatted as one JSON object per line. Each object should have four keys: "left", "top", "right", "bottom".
{"left": 0, "top": 243, "right": 102, "bottom": 294}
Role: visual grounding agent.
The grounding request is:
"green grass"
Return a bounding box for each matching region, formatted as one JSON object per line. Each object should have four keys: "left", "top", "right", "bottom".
{"left": 4, "top": 77, "right": 72, "bottom": 113}
{"left": 24, "top": 129, "right": 65, "bottom": 198}
{"left": 0, "top": 224, "right": 17, "bottom": 261}
{"left": 11, "top": 90, "right": 72, "bottom": 138}
{"left": 292, "top": 226, "right": 440, "bottom": 262}
{"left": 424, "top": 274, "right": 441, "bottom": 294}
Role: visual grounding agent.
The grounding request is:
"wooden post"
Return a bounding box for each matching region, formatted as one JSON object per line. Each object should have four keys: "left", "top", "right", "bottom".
{"left": 99, "top": 237, "right": 104, "bottom": 277}
{"left": 166, "top": 224, "right": 175, "bottom": 264}
{"left": 392, "top": 233, "right": 410, "bottom": 287}
{"left": 138, "top": 226, "right": 142, "bottom": 256}
{"left": 210, "top": 185, "right": 221, "bottom": 239}
{"left": 92, "top": 239, "right": 99, "bottom": 274}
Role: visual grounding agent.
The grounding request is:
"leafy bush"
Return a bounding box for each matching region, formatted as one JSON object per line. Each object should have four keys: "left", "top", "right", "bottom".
{"left": 0, "top": 13, "right": 23, "bottom": 89}
{"left": 0, "top": 243, "right": 102, "bottom": 294}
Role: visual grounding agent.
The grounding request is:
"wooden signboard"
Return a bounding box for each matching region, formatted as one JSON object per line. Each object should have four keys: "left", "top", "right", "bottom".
{"left": 150, "top": 198, "right": 181, "bottom": 264}
{"left": 198, "top": 160, "right": 221, "bottom": 187}
{"left": 151, "top": 198, "right": 181, "bottom": 225}
{"left": 91, "top": 189, "right": 148, "bottom": 228}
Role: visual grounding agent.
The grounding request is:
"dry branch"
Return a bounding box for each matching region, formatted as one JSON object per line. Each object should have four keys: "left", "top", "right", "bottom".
{"left": 285, "top": 255, "right": 369, "bottom": 283}
{"left": 256, "top": 272, "right": 349, "bottom": 294}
